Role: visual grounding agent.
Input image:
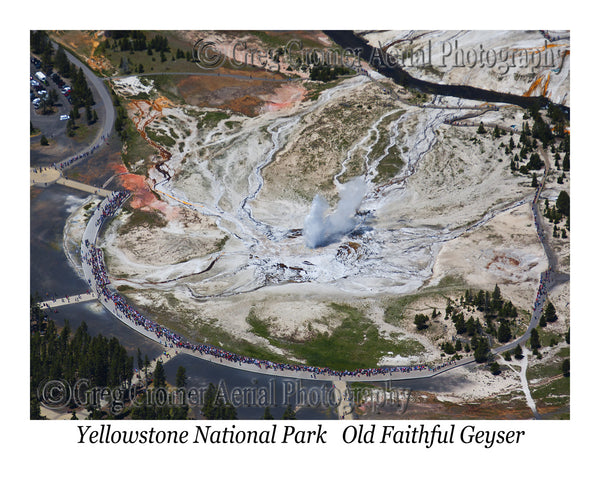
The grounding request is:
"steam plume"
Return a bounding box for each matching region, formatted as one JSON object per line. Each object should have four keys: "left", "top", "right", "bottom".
{"left": 303, "top": 177, "right": 366, "bottom": 248}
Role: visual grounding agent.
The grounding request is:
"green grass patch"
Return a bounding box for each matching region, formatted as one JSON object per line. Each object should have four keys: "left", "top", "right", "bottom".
{"left": 245, "top": 303, "right": 424, "bottom": 370}
{"left": 146, "top": 128, "right": 176, "bottom": 148}
{"left": 247, "top": 31, "right": 327, "bottom": 51}
{"left": 197, "top": 111, "right": 230, "bottom": 130}
{"left": 290, "top": 303, "right": 410, "bottom": 370}
{"left": 374, "top": 150, "right": 405, "bottom": 183}
{"left": 142, "top": 74, "right": 184, "bottom": 103}
{"left": 121, "top": 114, "right": 157, "bottom": 173}
{"left": 120, "top": 208, "right": 167, "bottom": 233}
{"left": 556, "top": 347, "right": 570, "bottom": 358}
{"left": 247, "top": 308, "right": 272, "bottom": 339}
{"left": 527, "top": 361, "right": 562, "bottom": 381}
{"left": 305, "top": 78, "right": 343, "bottom": 101}
{"left": 383, "top": 294, "right": 423, "bottom": 327}
{"left": 211, "top": 235, "right": 229, "bottom": 253}
{"left": 530, "top": 376, "right": 570, "bottom": 402}
{"left": 536, "top": 328, "right": 565, "bottom": 348}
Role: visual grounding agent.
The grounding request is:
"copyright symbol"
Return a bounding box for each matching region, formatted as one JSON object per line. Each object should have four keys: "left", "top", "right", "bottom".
{"left": 193, "top": 39, "right": 225, "bottom": 70}
{"left": 38, "top": 379, "right": 71, "bottom": 409}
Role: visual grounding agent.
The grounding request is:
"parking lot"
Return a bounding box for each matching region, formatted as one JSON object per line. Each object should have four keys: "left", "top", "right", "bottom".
{"left": 30, "top": 56, "right": 73, "bottom": 140}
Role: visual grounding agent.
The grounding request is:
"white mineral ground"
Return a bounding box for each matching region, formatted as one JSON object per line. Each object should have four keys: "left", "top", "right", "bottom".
{"left": 361, "top": 30, "right": 570, "bottom": 106}
{"left": 63, "top": 32, "right": 569, "bottom": 403}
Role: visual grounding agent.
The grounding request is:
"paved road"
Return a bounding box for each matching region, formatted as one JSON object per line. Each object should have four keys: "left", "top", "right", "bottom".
{"left": 61, "top": 44, "right": 115, "bottom": 151}
{"left": 31, "top": 43, "right": 117, "bottom": 196}
{"left": 105, "top": 70, "right": 299, "bottom": 84}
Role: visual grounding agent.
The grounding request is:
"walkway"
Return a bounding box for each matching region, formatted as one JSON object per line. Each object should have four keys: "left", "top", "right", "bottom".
{"left": 31, "top": 167, "right": 112, "bottom": 196}
{"left": 333, "top": 381, "right": 353, "bottom": 419}
{"left": 105, "top": 70, "right": 299, "bottom": 84}
{"left": 30, "top": 167, "right": 60, "bottom": 185}
{"left": 56, "top": 178, "right": 112, "bottom": 196}
{"left": 39, "top": 292, "right": 97, "bottom": 309}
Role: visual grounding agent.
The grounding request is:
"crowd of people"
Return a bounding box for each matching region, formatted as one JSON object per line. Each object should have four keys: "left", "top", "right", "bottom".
{"left": 81, "top": 193, "right": 461, "bottom": 380}
{"left": 529, "top": 164, "right": 553, "bottom": 323}
{"left": 52, "top": 134, "right": 109, "bottom": 171}
{"left": 533, "top": 268, "right": 552, "bottom": 315}
{"left": 95, "top": 190, "right": 129, "bottom": 227}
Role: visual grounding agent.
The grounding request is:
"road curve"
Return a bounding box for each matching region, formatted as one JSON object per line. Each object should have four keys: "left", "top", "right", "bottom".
{"left": 61, "top": 44, "right": 115, "bottom": 143}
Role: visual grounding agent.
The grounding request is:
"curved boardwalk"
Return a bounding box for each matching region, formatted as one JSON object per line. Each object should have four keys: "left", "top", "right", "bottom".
{"left": 80, "top": 193, "right": 470, "bottom": 382}
{"left": 77, "top": 179, "right": 555, "bottom": 383}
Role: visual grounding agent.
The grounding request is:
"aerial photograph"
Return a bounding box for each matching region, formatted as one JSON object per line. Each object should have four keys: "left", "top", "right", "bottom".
{"left": 30, "top": 29, "right": 570, "bottom": 421}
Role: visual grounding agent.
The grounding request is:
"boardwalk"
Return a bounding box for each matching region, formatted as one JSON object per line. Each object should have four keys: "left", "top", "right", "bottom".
{"left": 77, "top": 186, "right": 556, "bottom": 383}
{"left": 333, "top": 381, "right": 353, "bottom": 420}
{"left": 40, "top": 292, "right": 97, "bottom": 309}
{"left": 56, "top": 178, "right": 112, "bottom": 197}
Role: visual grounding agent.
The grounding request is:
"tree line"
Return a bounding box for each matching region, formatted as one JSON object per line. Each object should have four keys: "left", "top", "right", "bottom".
{"left": 30, "top": 296, "right": 133, "bottom": 419}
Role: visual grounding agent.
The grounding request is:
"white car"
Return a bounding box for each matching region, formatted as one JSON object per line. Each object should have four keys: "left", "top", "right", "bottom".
{"left": 59, "top": 114, "right": 70, "bottom": 121}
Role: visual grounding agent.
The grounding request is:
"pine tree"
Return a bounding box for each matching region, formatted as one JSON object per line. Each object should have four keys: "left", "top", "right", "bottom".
{"left": 497, "top": 321, "right": 512, "bottom": 343}
{"left": 477, "top": 122, "right": 486, "bottom": 134}
{"left": 175, "top": 366, "right": 187, "bottom": 388}
{"left": 562, "top": 152, "right": 570, "bottom": 171}
{"left": 562, "top": 358, "right": 570, "bottom": 377}
{"left": 556, "top": 191, "right": 570, "bottom": 216}
{"left": 529, "top": 328, "right": 541, "bottom": 350}
{"left": 414, "top": 314, "right": 429, "bottom": 330}
{"left": 282, "top": 404, "right": 296, "bottom": 420}
{"left": 153, "top": 360, "right": 166, "bottom": 388}
{"left": 513, "top": 344, "right": 524, "bottom": 360}
{"left": 474, "top": 338, "right": 490, "bottom": 363}
{"left": 544, "top": 302, "right": 558, "bottom": 323}
{"left": 262, "top": 407, "right": 275, "bottom": 419}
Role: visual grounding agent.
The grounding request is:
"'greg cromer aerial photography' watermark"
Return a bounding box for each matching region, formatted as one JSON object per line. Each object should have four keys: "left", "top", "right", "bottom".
{"left": 31, "top": 30, "right": 569, "bottom": 423}
{"left": 194, "top": 36, "right": 568, "bottom": 75}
